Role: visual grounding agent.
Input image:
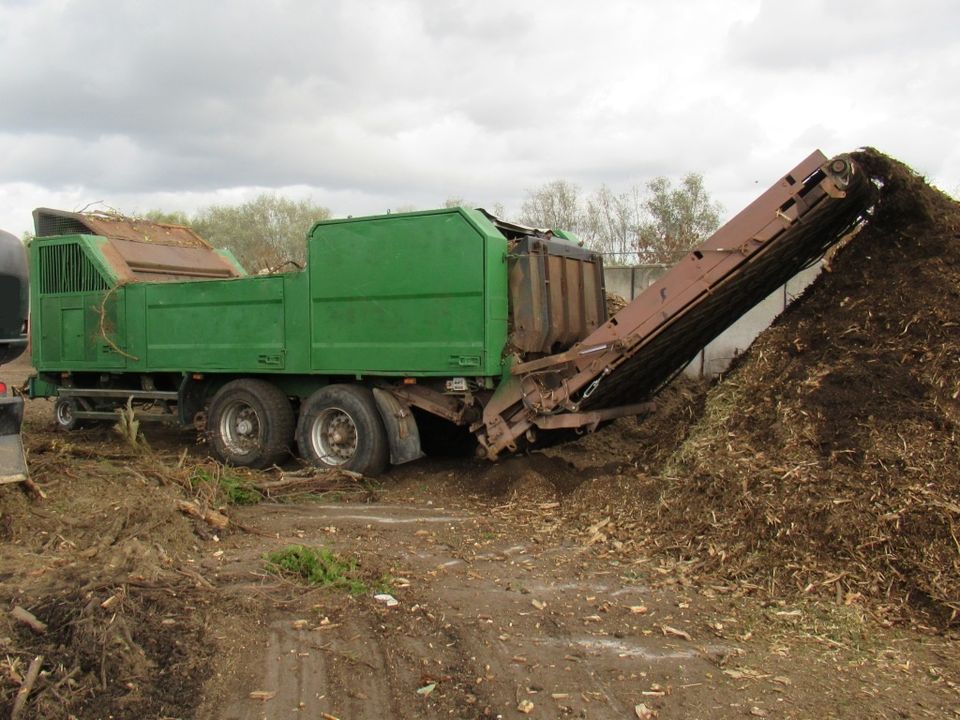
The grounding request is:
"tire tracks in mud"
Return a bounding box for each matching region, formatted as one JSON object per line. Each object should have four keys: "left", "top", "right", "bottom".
{"left": 204, "top": 499, "right": 745, "bottom": 719}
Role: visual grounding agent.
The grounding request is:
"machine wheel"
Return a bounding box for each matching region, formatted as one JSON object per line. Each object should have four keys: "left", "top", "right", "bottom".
{"left": 53, "top": 397, "right": 82, "bottom": 431}
{"left": 296, "top": 384, "right": 389, "bottom": 476}
{"left": 207, "top": 379, "right": 294, "bottom": 469}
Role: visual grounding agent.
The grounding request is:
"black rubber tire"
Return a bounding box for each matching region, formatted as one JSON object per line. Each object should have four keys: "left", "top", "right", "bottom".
{"left": 206, "top": 379, "right": 295, "bottom": 469}
{"left": 296, "top": 384, "right": 389, "bottom": 476}
{"left": 53, "top": 397, "right": 81, "bottom": 431}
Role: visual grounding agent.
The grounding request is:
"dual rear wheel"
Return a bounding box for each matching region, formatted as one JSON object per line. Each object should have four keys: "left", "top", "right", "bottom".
{"left": 206, "top": 381, "right": 388, "bottom": 475}
{"left": 206, "top": 379, "right": 294, "bottom": 470}
{"left": 295, "top": 384, "right": 389, "bottom": 476}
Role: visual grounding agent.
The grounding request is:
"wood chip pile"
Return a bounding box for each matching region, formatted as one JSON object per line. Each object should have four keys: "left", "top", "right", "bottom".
{"left": 641, "top": 149, "right": 960, "bottom": 625}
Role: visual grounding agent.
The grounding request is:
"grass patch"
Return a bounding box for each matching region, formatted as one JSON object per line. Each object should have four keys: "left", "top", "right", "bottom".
{"left": 219, "top": 473, "right": 261, "bottom": 505}
{"left": 265, "top": 544, "right": 367, "bottom": 594}
{"left": 190, "top": 467, "right": 261, "bottom": 506}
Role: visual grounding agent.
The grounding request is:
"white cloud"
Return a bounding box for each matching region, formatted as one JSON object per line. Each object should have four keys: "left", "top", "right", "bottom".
{"left": 0, "top": 0, "right": 957, "bottom": 237}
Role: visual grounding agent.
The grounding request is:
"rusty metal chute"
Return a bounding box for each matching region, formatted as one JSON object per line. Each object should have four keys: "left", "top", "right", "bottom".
{"left": 476, "top": 151, "right": 876, "bottom": 459}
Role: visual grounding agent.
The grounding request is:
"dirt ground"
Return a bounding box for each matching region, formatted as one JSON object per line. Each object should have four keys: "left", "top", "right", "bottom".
{"left": 0, "top": 356, "right": 958, "bottom": 720}
{"left": 1, "top": 151, "right": 959, "bottom": 718}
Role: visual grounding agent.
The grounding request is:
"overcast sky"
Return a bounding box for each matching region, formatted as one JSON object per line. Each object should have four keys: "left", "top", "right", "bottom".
{"left": 0, "top": 0, "right": 957, "bottom": 237}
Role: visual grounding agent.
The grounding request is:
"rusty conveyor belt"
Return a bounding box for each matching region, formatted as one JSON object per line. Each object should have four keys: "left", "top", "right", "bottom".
{"left": 477, "top": 150, "right": 876, "bottom": 458}
{"left": 582, "top": 159, "right": 873, "bottom": 409}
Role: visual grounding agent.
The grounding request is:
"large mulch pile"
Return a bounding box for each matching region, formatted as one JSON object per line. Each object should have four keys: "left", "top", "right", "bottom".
{"left": 633, "top": 149, "right": 960, "bottom": 625}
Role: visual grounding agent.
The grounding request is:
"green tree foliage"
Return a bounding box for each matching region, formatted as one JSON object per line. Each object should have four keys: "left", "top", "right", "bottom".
{"left": 143, "top": 210, "right": 192, "bottom": 226}
{"left": 146, "top": 195, "right": 331, "bottom": 273}
{"left": 635, "top": 174, "right": 722, "bottom": 264}
{"left": 194, "top": 195, "right": 331, "bottom": 272}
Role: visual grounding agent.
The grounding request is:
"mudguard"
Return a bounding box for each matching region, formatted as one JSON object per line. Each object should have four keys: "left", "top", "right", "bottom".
{"left": 372, "top": 388, "right": 424, "bottom": 465}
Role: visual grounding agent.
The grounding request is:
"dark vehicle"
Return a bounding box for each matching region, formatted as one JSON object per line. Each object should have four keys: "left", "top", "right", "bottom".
{"left": 0, "top": 228, "right": 29, "bottom": 482}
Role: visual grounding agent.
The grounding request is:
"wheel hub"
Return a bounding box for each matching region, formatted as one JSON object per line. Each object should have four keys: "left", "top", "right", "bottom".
{"left": 220, "top": 401, "right": 262, "bottom": 456}
{"left": 312, "top": 407, "right": 358, "bottom": 465}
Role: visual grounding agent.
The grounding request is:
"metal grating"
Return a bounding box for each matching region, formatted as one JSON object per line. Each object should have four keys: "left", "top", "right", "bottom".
{"left": 38, "top": 242, "right": 108, "bottom": 294}
{"left": 34, "top": 215, "right": 90, "bottom": 237}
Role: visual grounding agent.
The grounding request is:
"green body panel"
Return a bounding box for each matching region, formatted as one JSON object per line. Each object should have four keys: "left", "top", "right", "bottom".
{"left": 28, "top": 209, "right": 510, "bottom": 394}
{"left": 37, "top": 293, "right": 126, "bottom": 368}
{"left": 140, "top": 275, "right": 287, "bottom": 369}
{"left": 31, "top": 236, "right": 126, "bottom": 370}
{"left": 308, "top": 208, "right": 506, "bottom": 375}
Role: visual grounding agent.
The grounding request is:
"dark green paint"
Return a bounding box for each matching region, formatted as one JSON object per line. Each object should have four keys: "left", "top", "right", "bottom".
{"left": 28, "top": 208, "right": 510, "bottom": 396}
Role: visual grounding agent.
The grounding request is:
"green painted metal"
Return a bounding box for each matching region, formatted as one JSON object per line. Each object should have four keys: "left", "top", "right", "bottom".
{"left": 31, "top": 236, "right": 125, "bottom": 369}
{"left": 308, "top": 208, "right": 507, "bottom": 376}
{"left": 28, "top": 208, "right": 511, "bottom": 395}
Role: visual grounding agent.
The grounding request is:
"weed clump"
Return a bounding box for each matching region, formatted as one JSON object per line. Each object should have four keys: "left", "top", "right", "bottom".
{"left": 265, "top": 545, "right": 366, "bottom": 593}
{"left": 190, "top": 467, "right": 261, "bottom": 506}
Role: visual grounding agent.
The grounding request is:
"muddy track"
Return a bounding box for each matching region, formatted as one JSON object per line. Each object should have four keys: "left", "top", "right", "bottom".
{"left": 196, "top": 488, "right": 960, "bottom": 720}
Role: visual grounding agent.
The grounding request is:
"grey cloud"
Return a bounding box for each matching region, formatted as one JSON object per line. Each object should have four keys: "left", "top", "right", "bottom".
{"left": 726, "top": 0, "right": 959, "bottom": 70}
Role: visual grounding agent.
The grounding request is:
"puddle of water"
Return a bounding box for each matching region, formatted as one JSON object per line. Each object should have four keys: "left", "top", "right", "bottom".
{"left": 519, "top": 581, "right": 603, "bottom": 594}
{"left": 315, "top": 514, "right": 465, "bottom": 524}
{"left": 410, "top": 550, "right": 464, "bottom": 567}
{"left": 472, "top": 545, "right": 536, "bottom": 562}
{"left": 508, "top": 579, "right": 650, "bottom": 596}
{"left": 308, "top": 503, "right": 430, "bottom": 511}
{"left": 610, "top": 585, "right": 650, "bottom": 596}
{"left": 259, "top": 503, "right": 465, "bottom": 524}
{"left": 547, "top": 636, "right": 733, "bottom": 662}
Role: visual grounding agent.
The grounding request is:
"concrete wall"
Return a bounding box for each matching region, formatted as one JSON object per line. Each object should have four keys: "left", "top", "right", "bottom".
{"left": 603, "top": 265, "right": 669, "bottom": 301}
{"left": 603, "top": 264, "right": 823, "bottom": 378}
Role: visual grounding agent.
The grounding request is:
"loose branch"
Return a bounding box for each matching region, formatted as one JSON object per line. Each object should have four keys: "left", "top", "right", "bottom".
{"left": 10, "top": 654, "right": 43, "bottom": 720}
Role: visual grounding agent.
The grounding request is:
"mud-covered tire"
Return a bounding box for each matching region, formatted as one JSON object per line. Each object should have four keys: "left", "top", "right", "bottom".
{"left": 296, "top": 384, "right": 389, "bottom": 476}
{"left": 53, "top": 397, "right": 82, "bottom": 431}
{"left": 207, "top": 379, "right": 294, "bottom": 469}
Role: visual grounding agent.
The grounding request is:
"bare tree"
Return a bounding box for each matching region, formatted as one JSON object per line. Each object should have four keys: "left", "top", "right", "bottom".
{"left": 586, "top": 185, "right": 639, "bottom": 265}
{"left": 390, "top": 204, "right": 418, "bottom": 214}
{"left": 196, "top": 195, "right": 331, "bottom": 272}
{"left": 519, "top": 180, "right": 592, "bottom": 241}
{"left": 520, "top": 175, "right": 720, "bottom": 265}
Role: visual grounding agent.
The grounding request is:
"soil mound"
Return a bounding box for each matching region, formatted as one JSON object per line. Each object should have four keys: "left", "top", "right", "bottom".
{"left": 641, "top": 149, "right": 960, "bottom": 624}
{"left": 0, "top": 424, "right": 230, "bottom": 718}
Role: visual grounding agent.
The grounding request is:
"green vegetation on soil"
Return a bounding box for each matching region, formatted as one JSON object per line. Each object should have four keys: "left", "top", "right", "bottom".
{"left": 265, "top": 544, "right": 367, "bottom": 593}
{"left": 190, "top": 467, "right": 261, "bottom": 506}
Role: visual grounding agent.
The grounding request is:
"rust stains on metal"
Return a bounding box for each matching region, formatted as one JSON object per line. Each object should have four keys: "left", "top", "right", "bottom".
{"left": 33, "top": 208, "right": 242, "bottom": 282}
{"left": 33, "top": 208, "right": 209, "bottom": 248}
{"left": 508, "top": 236, "right": 606, "bottom": 354}
{"left": 107, "top": 238, "right": 239, "bottom": 281}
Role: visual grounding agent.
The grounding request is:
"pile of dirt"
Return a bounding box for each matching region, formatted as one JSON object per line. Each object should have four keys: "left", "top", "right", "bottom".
{"left": 624, "top": 149, "right": 960, "bottom": 625}
{"left": 0, "top": 423, "right": 244, "bottom": 718}
{"left": 541, "top": 378, "right": 709, "bottom": 473}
